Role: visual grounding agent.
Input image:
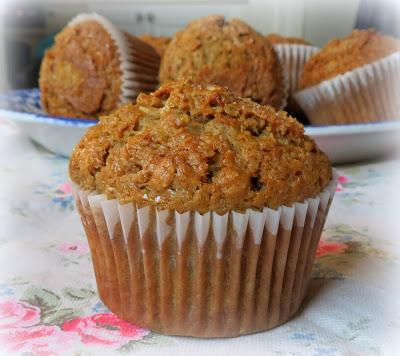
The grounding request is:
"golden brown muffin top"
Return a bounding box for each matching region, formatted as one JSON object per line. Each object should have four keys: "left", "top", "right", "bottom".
{"left": 300, "top": 28, "right": 400, "bottom": 89}
{"left": 159, "top": 15, "right": 285, "bottom": 109}
{"left": 266, "top": 33, "right": 310, "bottom": 45}
{"left": 138, "top": 33, "right": 171, "bottom": 57}
{"left": 39, "top": 19, "right": 122, "bottom": 119}
{"left": 70, "top": 80, "right": 331, "bottom": 213}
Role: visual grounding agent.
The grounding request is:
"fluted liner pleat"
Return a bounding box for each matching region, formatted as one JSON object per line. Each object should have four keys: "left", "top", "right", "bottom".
{"left": 294, "top": 51, "right": 400, "bottom": 125}
{"left": 274, "top": 44, "right": 320, "bottom": 96}
{"left": 74, "top": 176, "right": 337, "bottom": 337}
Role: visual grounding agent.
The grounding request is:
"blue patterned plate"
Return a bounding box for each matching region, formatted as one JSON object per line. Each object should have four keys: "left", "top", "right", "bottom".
{"left": 1, "top": 88, "right": 400, "bottom": 162}
{"left": 0, "top": 88, "right": 95, "bottom": 156}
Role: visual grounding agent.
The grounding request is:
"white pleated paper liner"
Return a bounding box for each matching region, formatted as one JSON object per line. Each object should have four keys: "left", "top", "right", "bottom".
{"left": 294, "top": 51, "right": 400, "bottom": 125}
{"left": 274, "top": 44, "right": 319, "bottom": 115}
{"left": 68, "top": 13, "right": 160, "bottom": 104}
{"left": 278, "top": 61, "right": 290, "bottom": 111}
{"left": 274, "top": 44, "right": 320, "bottom": 96}
{"left": 73, "top": 173, "right": 337, "bottom": 337}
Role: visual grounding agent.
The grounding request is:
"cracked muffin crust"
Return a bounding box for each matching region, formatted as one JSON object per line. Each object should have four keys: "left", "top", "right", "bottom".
{"left": 138, "top": 34, "right": 171, "bottom": 57}
{"left": 159, "top": 15, "right": 286, "bottom": 109}
{"left": 266, "top": 33, "right": 310, "bottom": 45}
{"left": 40, "top": 20, "right": 123, "bottom": 119}
{"left": 300, "top": 28, "right": 400, "bottom": 89}
{"left": 69, "top": 80, "right": 332, "bottom": 214}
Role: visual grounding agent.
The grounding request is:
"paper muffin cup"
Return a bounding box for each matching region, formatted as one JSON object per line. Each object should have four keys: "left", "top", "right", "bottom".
{"left": 69, "top": 13, "right": 160, "bottom": 105}
{"left": 73, "top": 174, "right": 337, "bottom": 338}
{"left": 294, "top": 51, "right": 400, "bottom": 125}
{"left": 274, "top": 44, "right": 320, "bottom": 96}
{"left": 277, "top": 61, "right": 290, "bottom": 111}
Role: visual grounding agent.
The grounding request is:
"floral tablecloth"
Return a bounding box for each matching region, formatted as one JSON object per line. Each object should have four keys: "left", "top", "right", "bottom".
{"left": 0, "top": 119, "right": 399, "bottom": 356}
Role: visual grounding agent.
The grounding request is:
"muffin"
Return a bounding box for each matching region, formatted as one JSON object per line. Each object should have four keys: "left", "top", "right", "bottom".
{"left": 295, "top": 29, "right": 400, "bottom": 124}
{"left": 159, "top": 15, "right": 287, "bottom": 109}
{"left": 266, "top": 33, "right": 310, "bottom": 45}
{"left": 138, "top": 34, "right": 171, "bottom": 57}
{"left": 70, "top": 79, "right": 337, "bottom": 337}
{"left": 40, "top": 13, "right": 160, "bottom": 119}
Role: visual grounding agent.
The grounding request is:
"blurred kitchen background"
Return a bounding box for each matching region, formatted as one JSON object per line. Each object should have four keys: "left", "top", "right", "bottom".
{"left": 0, "top": 0, "right": 399, "bottom": 92}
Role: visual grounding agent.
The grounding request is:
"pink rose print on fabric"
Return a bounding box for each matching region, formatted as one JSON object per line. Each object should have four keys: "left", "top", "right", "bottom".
{"left": 0, "top": 299, "right": 77, "bottom": 355}
{"left": 59, "top": 182, "right": 72, "bottom": 194}
{"left": 0, "top": 299, "right": 40, "bottom": 329}
{"left": 62, "top": 313, "right": 149, "bottom": 348}
{"left": 0, "top": 324, "right": 77, "bottom": 356}
{"left": 316, "top": 237, "right": 348, "bottom": 258}
{"left": 336, "top": 174, "right": 350, "bottom": 192}
{"left": 56, "top": 242, "right": 89, "bottom": 256}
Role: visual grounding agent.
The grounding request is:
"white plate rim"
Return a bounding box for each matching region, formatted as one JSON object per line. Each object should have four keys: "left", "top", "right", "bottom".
{"left": 305, "top": 120, "right": 400, "bottom": 136}
{"left": 0, "top": 108, "right": 97, "bottom": 128}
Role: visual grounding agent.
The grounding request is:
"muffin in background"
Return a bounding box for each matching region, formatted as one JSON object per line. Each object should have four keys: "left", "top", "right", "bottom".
{"left": 40, "top": 13, "right": 160, "bottom": 119}
{"left": 299, "top": 29, "right": 400, "bottom": 89}
{"left": 138, "top": 34, "right": 171, "bottom": 57}
{"left": 70, "top": 79, "right": 337, "bottom": 338}
{"left": 159, "top": 15, "right": 287, "bottom": 109}
{"left": 266, "top": 33, "right": 310, "bottom": 45}
{"left": 296, "top": 29, "right": 400, "bottom": 125}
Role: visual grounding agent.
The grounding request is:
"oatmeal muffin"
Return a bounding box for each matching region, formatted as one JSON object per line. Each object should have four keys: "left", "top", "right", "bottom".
{"left": 266, "top": 33, "right": 310, "bottom": 45}
{"left": 70, "top": 80, "right": 336, "bottom": 337}
{"left": 40, "top": 13, "right": 160, "bottom": 119}
{"left": 159, "top": 15, "right": 286, "bottom": 109}
{"left": 295, "top": 29, "right": 400, "bottom": 124}
{"left": 300, "top": 29, "right": 400, "bottom": 89}
{"left": 138, "top": 34, "right": 171, "bottom": 57}
{"left": 70, "top": 79, "right": 331, "bottom": 210}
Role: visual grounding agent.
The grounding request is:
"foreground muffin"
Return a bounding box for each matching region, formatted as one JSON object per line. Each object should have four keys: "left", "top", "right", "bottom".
{"left": 159, "top": 15, "right": 287, "bottom": 109}
{"left": 296, "top": 29, "right": 400, "bottom": 124}
{"left": 40, "top": 13, "right": 160, "bottom": 119}
{"left": 266, "top": 33, "right": 310, "bottom": 45}
{"left": 70, "top": 80, "right": 336, "bottom": 337}
{"left": 138, "top": 34, "right": 171, "bottom": 57}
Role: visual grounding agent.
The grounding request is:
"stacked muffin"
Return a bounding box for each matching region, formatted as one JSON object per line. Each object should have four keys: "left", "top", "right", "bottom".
{"left": 295, "top": 29, "right": 400, "bottom": 124}
{"left": 159, "top": 15, "right": 287, "bottom": 109}
{"left": 40, "top": 14, "right": 288, "bottom": 119}
{"left": 40, "top": 13, "right": 161, "bottom": 119}
{"left": 40, "top": 13, "right": 400, "bottom": 124}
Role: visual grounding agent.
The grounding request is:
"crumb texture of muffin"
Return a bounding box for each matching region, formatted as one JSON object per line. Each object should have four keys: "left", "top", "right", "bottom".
{"left": 266, "top": 33, "right": 310, "bottom": 45}
{"left": 70, "top": 80, "right": 331, "bottom": 213}
{"left": 300, "top": 28, "right": 400, "bottom": 89}
{"left": 138, "top": 33, "right": 171, "bottom": 57}
{"left": 40, "top": 20, "right": 123, "bottom": 118}
{"left": 159, "top": 15, "right": 286, "bottom": 109}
